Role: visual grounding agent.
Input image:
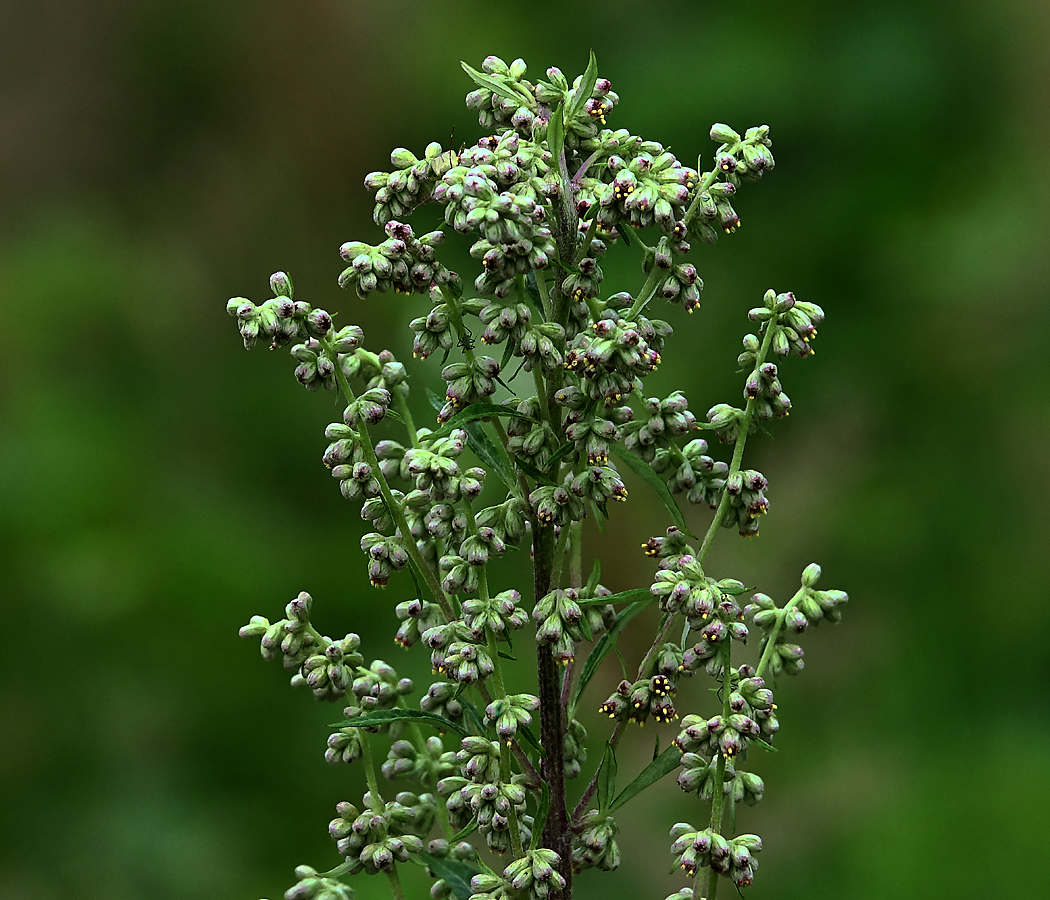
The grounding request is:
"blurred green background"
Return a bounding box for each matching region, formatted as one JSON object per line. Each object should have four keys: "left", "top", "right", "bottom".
{"left": 3, "top": 1, "right": 1048, "bottom": 898}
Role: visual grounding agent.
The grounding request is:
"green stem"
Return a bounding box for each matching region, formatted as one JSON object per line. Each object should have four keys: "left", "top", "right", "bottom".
{"left": 575, "top": 217, "right": 598, "bottom": 265}
{"left": 325, "top": 338, "right": 455, "bottom": 622}
{"left": 551, "top": 521, "right": 571, "bottom": 588}
{"left": 682, "top": 168, "right": 723, "bottom": 232}
{"left": 534, "top": 270, "right": 553, "bottom": 322}
{"left": 358, "top": 728, "right": 385, "bottom": 810}
{"left": 697, "top": 317, "right": 779, "bottom": 565}
{"left": 438, "top": 285, "right": 477, "bottom": 365}
{"left": 569, "top": 521, "right": 583, "bottom": 590}
{"left": 570, "top": 610, "right": 679, "bottom": 824}
{"left": 755, "top": 587, "right": 805, "bottom": 681}
{"left": 699, "top": 641, "right": 734, "bottom": 900}
{"left": 485, "top": 626, "right": 525, "bottom": 858}
{"left": 392, "top": 385, "right": 421, "bottom": 449}
{"left": 626, "top": 249, "right": 667, "bottom": 320}
{"left": 627, "top": 167, "right": 722, "bottom": 321}
{"left": 385, "top": 866, "right": 406, "bottom": 900}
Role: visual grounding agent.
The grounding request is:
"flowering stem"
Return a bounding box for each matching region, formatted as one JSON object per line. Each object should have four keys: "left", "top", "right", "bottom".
{"left": 699, "top": 641, "right": 734, "bottom": 900}
{"left": 392, "top": 385, "right": 421, "bottom": 449}
{"left": 697, "top": 318, "right": 779, "bottom": 564}
{"left": 324, "top": 337, "right": 455, "bottom": 622}
{"left": 485, "top": 625, "right": 525, "bottom": 858}
{"left": 755, "top": 587, "right": 805, "bottom": 681}
{"left": 571, "top": 611, "right": 679, "bottom": 826}
{"left": 358, "top": 726, "right": 385, "bottom": 810}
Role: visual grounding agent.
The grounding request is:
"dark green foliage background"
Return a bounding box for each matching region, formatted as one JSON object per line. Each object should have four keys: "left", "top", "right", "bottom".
{"left": 2, "top": 2, "right": 1048, "bottom": 898}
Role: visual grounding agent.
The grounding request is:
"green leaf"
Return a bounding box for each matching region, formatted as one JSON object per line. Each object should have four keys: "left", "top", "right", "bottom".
{"left": 450, "top": 815, "right": 481, "bottom": 843}
{"left": 500, "top": 338, "right": 516, "bottom": 372}
{"left": 565, "top": 50, "right": 599, "bottom": 126}
{"left": 425, "top": 402, "right": 537, "bottom": 442}
{"left": 513, "top": 455, "right": 557, "bottom": 487}
{"left": 546, "top": 101, "right": 565, "bottom": 164}
{"left": 577, "top": 587, "right": 652, "bottom": 608}
{"left": 545, "top": 441, "right": 577, "bottom": 473}
{"left": 589, "top": 500, "right": 607, "bottom": 535}
{"left": 608, "top": 746, "right": 683, "bottom": 812}
{"left": 530, "top": 783, "right": 551, "bottom": 851}
{"left": 465, "top": 421, "right": 518, "bottom": 490}
{"left": 517, "top": 723, "right": 543, "bottom": 755}
{"left": 460, "top": 61, "right": 529, "bottom": 105}
{"left": 609, "top": 443, "right": 695, "bottom": 537}
{"left": 497, "top": 650, "right": 518, "bottom": 662}
{"left": 584, "top": 559, "right": 602, "bottom": 597}
{"left": 750, "top": 735, "right": 778, "bottom": 753}
{"left": 570, "top": 600, "right": 657, "bottom": 714}
{"left": 426, "top": 386, "right": 446, "bottom": 414}
{"left": 596, "top": 742, "right": 618, "bottom": 813}
{"left": 577, "top": 603, "right": 593, "bottom": 642}
{"left": 426, "top": 389, "right": 518, "bottom": 490}
{"left": 459, "top": 698, "right": 489, "bottom": 737}
{"left": 418, "top": 853, "right": 481, "bottom": 900}
{"left": 328, "top": 708, "right": 466, "bottom": 735}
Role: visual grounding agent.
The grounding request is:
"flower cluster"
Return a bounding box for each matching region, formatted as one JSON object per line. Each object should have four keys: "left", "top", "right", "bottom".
{"left": 227, "top": 52, "right": 849, "bottom": 900}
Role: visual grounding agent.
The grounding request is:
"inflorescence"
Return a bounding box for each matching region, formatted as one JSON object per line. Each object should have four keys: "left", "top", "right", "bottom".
{"left": 229, "top": 53, "right": 848, "bottom": 900}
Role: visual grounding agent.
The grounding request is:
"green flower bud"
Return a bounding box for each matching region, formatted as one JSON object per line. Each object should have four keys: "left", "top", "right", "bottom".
{"left": 709, "top": 123, "right": 741, "bottom": 145}
{"left": 270, "top": 271, "right": 294, "bottom": 299}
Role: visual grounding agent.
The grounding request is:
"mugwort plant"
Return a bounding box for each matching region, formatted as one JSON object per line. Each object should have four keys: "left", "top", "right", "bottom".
{"left": 230, "top": 53, "right": 848, "bottom": 900}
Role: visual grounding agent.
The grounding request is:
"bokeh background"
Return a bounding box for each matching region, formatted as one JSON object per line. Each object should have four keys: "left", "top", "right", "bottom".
{"left": 3, "top": 1, "right": 1048, "bottom": 898}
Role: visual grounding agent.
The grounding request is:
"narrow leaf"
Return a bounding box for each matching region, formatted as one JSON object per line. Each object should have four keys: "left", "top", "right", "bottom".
{"left": 465, "top": 420, "right": 517, "bottom": 489}
{"left": 459, "top": 698, "right": 489, "bottom": 737}
{"left": 565, "top": 50, "right": 600, "bottom": 126}
{"left": 584, "top": 559, "right": 602, "bottom": 597}
{"left": 546, "top": 101, "right": 565, "bottom": 165}
{"left": 608, "top": 746, "right": 683, "bottom": 812}
{"left": 596, "top": 742, "right": 618, "bottom": 813}
{"left": 517, "top": 724, "right": 543, "bottom": 755}
{"left": 577, "top": 587, "right": 652, "bottom": 608}
{"left": 425, "top": 390, "right": 517, "bottom": 490}
{"left": 460, "top": 61, "right": 528, "bottom": 105}
{"left": 424, "top": 402, "right": 537, "bottom": 442}
{"left": 530, "top": 783, "right": 551, "bottom": 851}
{"left": 545, "top": 441, "right": 577, "bottom": 473}
{"left": 450, "top": 815, "right": 481, "bottom": 843}
{"left": 328, "top": 708, "right": 466, "bottom": 735}
{"left": 609, "top": 443, "right": 694, "bottom": 537}
{"left": 418, "top": 853, "right": 480, "bottom": 900}
{"left": 513, "top": 455, "right": 557, "bottom": 487}
{"left": 500, "top": 338, "right": 516, "bottom": 372}
{"left": 570, "top": 600, "right": 655, "bottom": 714}
{"left": 426, "top": 386, "right": 446, "bottom": 414}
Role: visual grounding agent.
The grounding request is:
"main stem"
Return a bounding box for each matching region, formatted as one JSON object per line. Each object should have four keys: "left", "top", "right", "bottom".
{"left": 534, "top": 521, "right": 571, "bottom": 896}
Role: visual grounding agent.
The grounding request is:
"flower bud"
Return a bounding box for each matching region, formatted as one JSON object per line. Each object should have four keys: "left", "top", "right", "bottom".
{"left": 270, "top": 271, "right": 294, "bottom": 299}
{"left": 709, "top": 123, "right": 741, "bottom": 145}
